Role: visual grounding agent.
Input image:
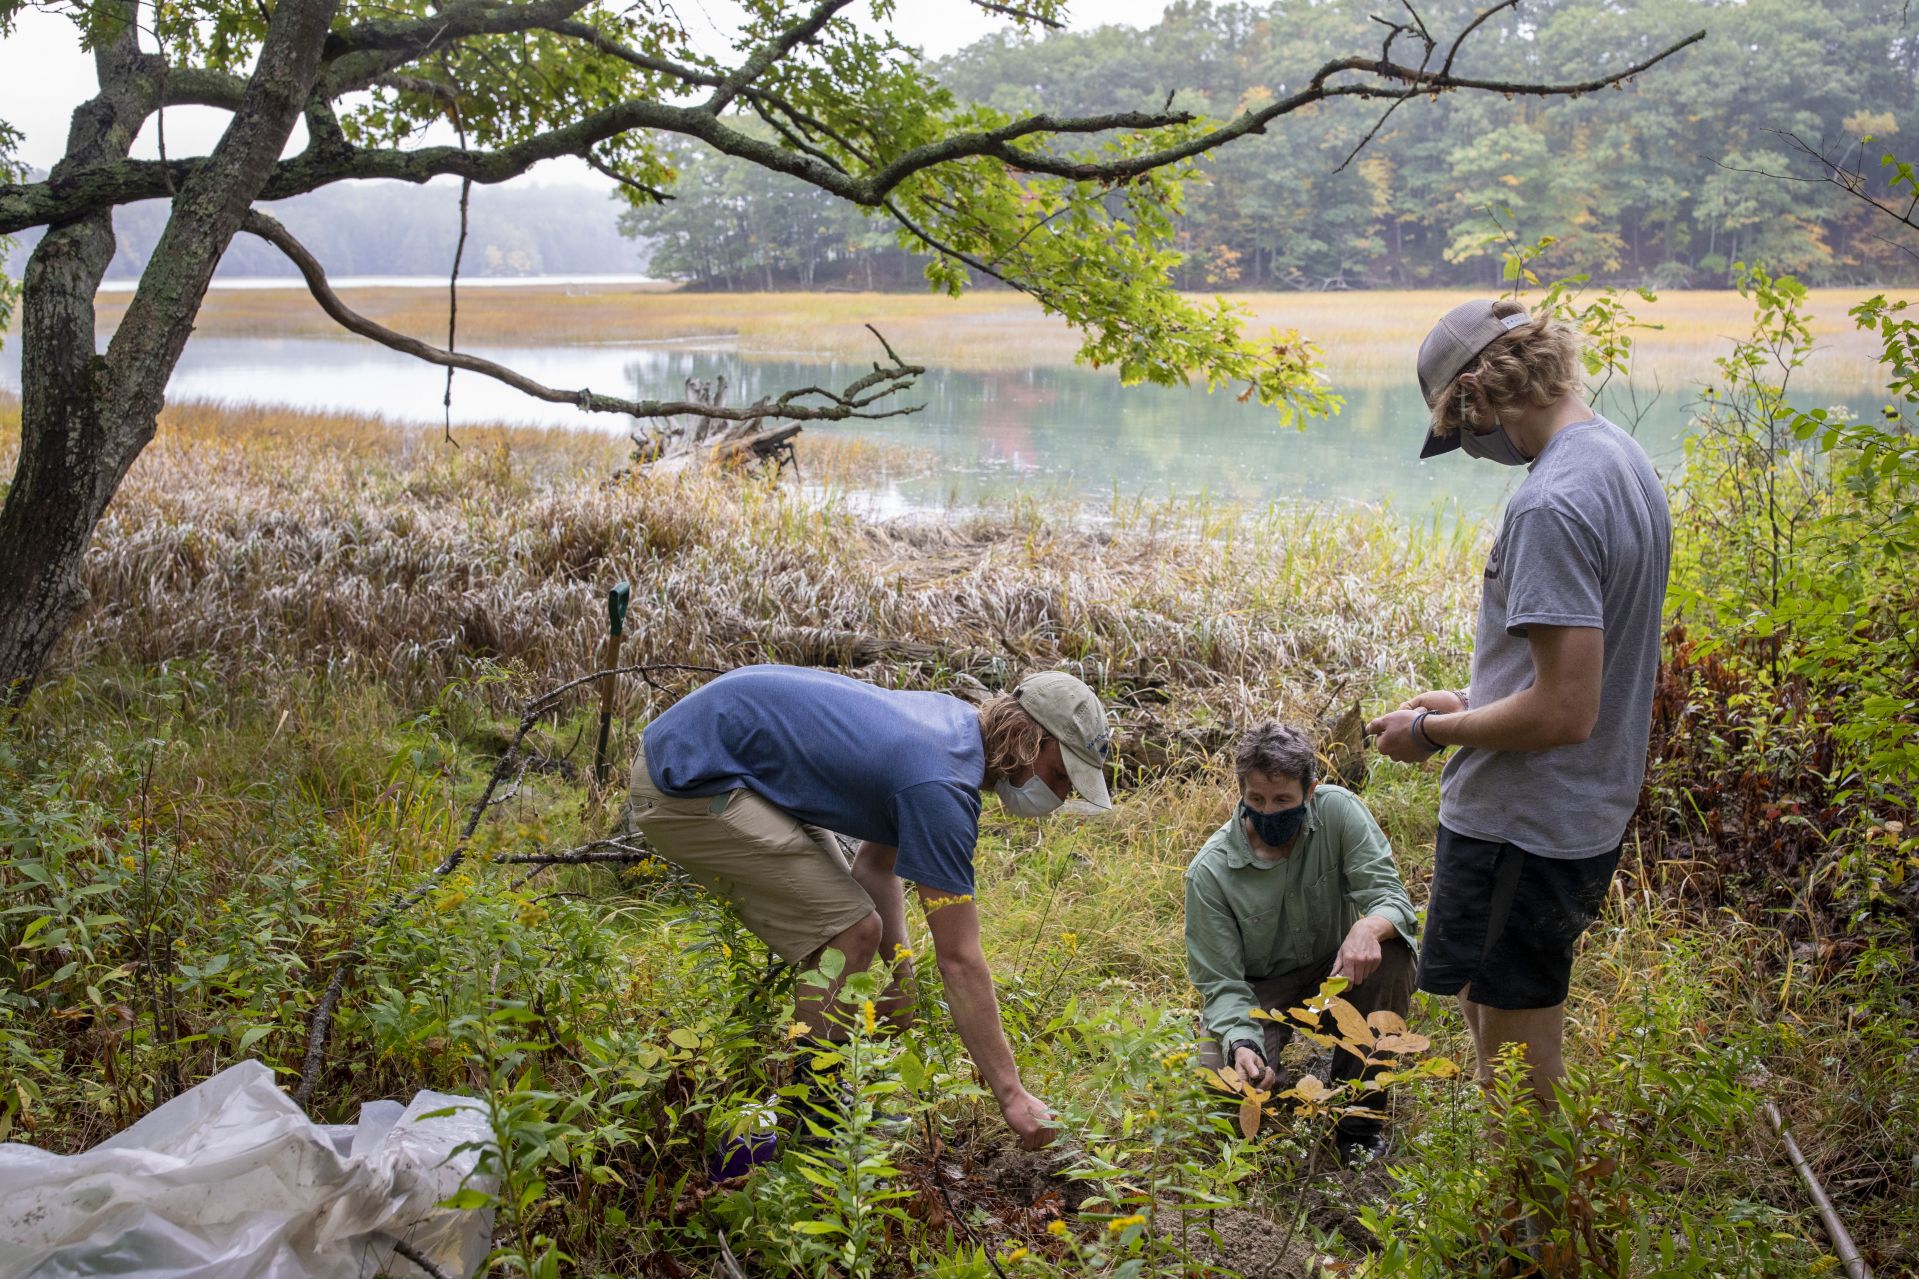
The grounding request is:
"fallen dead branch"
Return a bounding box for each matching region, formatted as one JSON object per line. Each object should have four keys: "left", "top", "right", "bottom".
{"left": 1766, "top": 1100, "right": 1873, "bottom": 1279}
{"left": 291, "top": 664, "right": 719, "bottom": 1108}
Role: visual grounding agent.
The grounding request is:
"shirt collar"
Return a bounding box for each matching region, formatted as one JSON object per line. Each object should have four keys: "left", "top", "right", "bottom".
{"left": 1221, "top": 794, "right": 1324, "bottom": 870}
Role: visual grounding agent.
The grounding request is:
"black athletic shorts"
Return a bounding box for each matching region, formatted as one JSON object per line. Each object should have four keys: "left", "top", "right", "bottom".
{"left": 1415, "top": 824, "right": 1620, "bottom": 1011}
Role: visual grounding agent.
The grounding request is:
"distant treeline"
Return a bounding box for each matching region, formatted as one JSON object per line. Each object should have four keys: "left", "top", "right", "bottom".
{"left": 628, "top": 0, "right": 1919, "bottom": 291}
{"left": 4, "top": 179, "right": 647, "bottom": 281}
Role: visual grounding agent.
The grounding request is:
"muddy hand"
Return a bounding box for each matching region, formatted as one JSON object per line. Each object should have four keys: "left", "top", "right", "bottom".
{"left": 1232, "top": 1044, "right": 1276, "bottom": 1091}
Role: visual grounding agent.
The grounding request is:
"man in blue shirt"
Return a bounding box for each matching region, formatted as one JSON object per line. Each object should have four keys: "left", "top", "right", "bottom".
{"left": 626, "top": 664, "right": 1112, "bottom": 1149}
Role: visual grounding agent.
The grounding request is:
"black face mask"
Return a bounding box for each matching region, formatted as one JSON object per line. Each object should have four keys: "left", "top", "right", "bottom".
{"left": 1241, "top": 800, "right": 1308, "bottom": 849}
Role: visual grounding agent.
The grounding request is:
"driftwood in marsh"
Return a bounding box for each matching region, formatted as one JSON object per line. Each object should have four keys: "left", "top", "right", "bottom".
{"left": 632, "top": 378, "right": 804, "bottom": 477}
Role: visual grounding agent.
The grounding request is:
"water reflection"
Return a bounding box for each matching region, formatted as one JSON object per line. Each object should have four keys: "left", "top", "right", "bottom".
{"left": 0, "top": 333, "right": 1869, "bottom": 517}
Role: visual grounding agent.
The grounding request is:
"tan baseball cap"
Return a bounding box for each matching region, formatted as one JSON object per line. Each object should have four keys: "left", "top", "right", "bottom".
{"left": 1013, "top": 672, "right": 1113, "bottom": 810}
{"left": 1416, "top": 298, "right": 1533, "bottom": 458}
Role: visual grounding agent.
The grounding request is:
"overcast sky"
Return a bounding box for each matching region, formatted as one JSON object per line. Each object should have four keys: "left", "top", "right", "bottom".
{"left": 0, "top": 1, "right": 1174, "bottom": 181}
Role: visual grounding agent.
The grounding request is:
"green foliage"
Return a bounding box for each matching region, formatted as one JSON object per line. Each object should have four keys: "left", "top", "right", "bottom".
{"left": 1353, "top": 1009, "right": 1796, "bottom": 1278}
{"left": 1653, "top": 264, "right": 1918, "bottom": 924}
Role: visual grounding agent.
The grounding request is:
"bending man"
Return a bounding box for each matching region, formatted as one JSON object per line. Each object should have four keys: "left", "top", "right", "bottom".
{"left": 625, "top": 664, "right": 1113, "bottom": 1149}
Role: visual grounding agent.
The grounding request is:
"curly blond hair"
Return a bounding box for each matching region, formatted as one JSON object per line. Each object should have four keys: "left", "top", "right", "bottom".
{"left": 1430, "top": 298, "right": 1583, "bottom": 440}
{"left": 978, "top": 692, "right": 1046, "bottom": 782}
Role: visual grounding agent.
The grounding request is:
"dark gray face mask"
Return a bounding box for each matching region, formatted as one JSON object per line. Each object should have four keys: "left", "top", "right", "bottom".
{"left": 1242, "top": 800, "right": 1307, "bottom": 848}
{"left": 1458, "top": 419, "right": 1531, "bottom": 467}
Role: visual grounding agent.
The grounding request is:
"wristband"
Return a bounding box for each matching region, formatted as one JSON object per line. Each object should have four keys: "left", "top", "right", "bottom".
{"left": 1411, "top": 708, "right": 1445, "bottom": 753}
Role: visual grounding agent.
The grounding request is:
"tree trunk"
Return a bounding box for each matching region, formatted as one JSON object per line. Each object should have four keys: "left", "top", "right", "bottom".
{"left": 0, "top": 0, "right": 339, "bottom": 702}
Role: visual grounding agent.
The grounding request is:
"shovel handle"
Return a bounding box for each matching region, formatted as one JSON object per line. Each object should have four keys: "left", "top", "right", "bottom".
{"left": 608, "top": 582, "right": 631, "bottom": 638}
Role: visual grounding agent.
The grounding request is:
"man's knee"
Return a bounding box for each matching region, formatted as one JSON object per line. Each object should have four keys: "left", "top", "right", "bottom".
{"left": 835, "top": 911, "right": 884, "bottom": 964}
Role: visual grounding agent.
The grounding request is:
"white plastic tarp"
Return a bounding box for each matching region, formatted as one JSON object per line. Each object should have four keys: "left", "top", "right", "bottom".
{"left": 0, "top": 1059, "right": 495, "bottom": 1279}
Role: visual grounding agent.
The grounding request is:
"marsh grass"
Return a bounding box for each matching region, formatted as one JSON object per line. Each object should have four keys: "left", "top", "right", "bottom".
{"left": 82, "top": 285, "right": 1913, "bottom": 387}
{"left": 0, "top": 395, "right": 1902, "bottom": 1273}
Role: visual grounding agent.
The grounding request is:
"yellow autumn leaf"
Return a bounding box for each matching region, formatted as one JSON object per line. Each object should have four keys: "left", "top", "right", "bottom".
{"left": 1238, "top": 1096, "right": 1262, "bottom": 1139}
{"left": 1328, "top": 998, "right": 1374, "bottom": 1049}
{"left": 1290, "top": 1074, "right": 1330, "bottom": 1103}
{"left": 1375, "top": 1032, "right": 1432, "bottom": 1054}
{"left": 1366, "top": 1010, "right": 1408, "bottom": 1035}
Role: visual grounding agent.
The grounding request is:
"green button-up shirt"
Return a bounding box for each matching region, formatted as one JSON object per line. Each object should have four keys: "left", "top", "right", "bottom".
{"left": 1183, "top": 784, "right": 1418, "bottom": 1050}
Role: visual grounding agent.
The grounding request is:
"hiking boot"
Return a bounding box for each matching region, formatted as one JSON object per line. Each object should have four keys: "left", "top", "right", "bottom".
{"left": 1336, "top": 1129, "right": 1389, "bottom": 1167}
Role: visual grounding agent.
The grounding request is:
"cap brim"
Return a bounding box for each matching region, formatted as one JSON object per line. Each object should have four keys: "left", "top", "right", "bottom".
{"left": 1060, "top": 747, "right": 1113, "bottom": 810}
{"left": 1419, "top": 427, "right": 1461, "bottom": 460}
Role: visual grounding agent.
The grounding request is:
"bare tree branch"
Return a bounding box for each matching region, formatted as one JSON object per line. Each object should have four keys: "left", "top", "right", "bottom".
{"left": 0, "top": 24, "right": 1705, "bottom": 236}
{"left": 241, "top": 209, "right": 927, "bottom": 424}
{"left": 967, "top": 0, "right": 1065, "bottom": 29}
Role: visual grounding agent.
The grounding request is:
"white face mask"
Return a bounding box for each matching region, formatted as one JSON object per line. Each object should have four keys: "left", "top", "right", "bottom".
{"left": 994, "top": 774, "right": 1065, "bottom": 819}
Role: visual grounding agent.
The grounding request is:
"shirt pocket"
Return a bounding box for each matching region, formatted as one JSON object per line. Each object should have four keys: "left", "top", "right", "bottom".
{"left": 1234, "top": 907, "right": 1280, "bottom": 968}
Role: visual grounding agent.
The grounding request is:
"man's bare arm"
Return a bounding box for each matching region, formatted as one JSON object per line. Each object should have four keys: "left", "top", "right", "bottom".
{"left": 1372, "top": 625, "right": 1603, "bottom": 759}
{"left": 917, "top": 888, "right": 1056, "bottom": 1148}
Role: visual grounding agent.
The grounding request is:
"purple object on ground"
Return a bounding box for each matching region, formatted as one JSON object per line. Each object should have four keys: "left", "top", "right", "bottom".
{"left": 707, "top": 1130, "right": 779, "bottom": 1180}
{"left": 707, "top": 1099, "right": 781, "bottom": 1181}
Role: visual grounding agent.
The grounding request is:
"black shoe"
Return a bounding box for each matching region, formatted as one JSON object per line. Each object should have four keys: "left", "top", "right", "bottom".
{"left": 1336, "top": 1130, "right": 1389, "bottom": 1167}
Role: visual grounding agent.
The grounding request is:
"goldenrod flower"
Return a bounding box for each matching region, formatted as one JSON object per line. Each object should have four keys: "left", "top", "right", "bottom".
{"left": 861, "top": 1000, "right": 877, "bottom": 1035}
{"left": 1061, "top": 931, "right": 1079, "bottom": 952}
{"left": 1107, "top": 1213, "right": 1147, "bottom": 1233}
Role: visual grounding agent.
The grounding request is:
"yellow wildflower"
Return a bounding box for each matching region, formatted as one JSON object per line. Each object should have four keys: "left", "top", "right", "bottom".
{"left": 891, "top": 944, "right": 915, "bottom": 963}
{"left": 1046, "top": 1220, "right": 1069, "bottom": 1237}
{"left": 1060, "top": 931, "right": 1079, "bottom": 953}
{"left": 1107, "top": 1214, "right": 1147, "bottom": 1234}
{"left": 999, "top": 1247, "right": 1029, "bottom": 1264}
{"left": 861, "top": 1000, "right": 877, "bottom": 1035}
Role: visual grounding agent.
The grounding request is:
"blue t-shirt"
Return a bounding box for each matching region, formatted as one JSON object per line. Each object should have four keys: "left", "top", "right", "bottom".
{"left": 643, "top": 665, "right": 986, "bottom": 897}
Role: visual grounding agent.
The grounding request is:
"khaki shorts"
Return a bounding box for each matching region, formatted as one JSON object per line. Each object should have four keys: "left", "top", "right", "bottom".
{"left": 624, "top": 742, "right": 875, "bottom": 964}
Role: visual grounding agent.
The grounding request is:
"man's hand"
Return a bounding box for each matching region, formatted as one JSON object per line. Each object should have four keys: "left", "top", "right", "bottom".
{"left": 1397, "top": 689, "right": 1465, "bottom": 715}
{"left": 1329, "top": 923, "right": 1383, "bottom": 987}
{"left": 1366, "top": 708, "right": 1440, "bottom": 763}
{"left": 1001, "top": 1087, "right": 1059, "bottom": 1150}
{"left": 1231, "top": 1043, "right": 1276, "bottom": 1091}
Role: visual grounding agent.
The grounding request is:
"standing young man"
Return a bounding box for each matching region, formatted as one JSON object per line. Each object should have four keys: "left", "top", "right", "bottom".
{"left": 1367, "top": 298, "right": 1671, "bottom": 1105}
{"left": 625, "top": 664, "right": 1112, "bottom": 1149}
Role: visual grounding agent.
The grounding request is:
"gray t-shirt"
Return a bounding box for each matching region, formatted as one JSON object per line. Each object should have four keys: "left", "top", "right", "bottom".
{"left": 1439, "top": 416, "right": 1671, "bottom": 859}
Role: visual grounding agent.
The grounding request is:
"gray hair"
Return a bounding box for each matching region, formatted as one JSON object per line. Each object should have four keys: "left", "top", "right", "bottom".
{"left": 1234, "top": 720, "right": 1316, "bottom": 790}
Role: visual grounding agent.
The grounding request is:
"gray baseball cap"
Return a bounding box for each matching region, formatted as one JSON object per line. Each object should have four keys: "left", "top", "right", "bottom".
{"left": 1415, "top": 298, "right": 1533, "bottom": 458}
{"left": 1013, "top": 671, "right": 1113, "bottom": 810}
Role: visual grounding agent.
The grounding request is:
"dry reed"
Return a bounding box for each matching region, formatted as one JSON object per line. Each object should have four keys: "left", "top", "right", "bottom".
{"left": 2, "top": 395, "right": 1479, "bottom": 773}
